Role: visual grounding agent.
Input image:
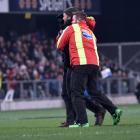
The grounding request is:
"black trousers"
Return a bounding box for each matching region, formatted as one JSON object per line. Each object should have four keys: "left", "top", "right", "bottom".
{"left": 62, "top": 67, "right": 105, "bottom": 124}
{"left": 70, "top": 65, "right": 99, "bottom": 124}
{"left": 70, "top": 65, "right": 117, "bottom": 124}
{"left": 67, "top": 68, "right": 105, "bottom": 114}
{"left": 61, "top": 68, "right": 75, "bottom": 124}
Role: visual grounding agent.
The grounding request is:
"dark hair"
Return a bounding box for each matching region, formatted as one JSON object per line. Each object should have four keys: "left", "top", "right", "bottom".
{"left": 57, "top": 7, "right": 81, "bottom": 30}
{"left": 64, "top": 7, "right": 80, "bottom": 17}
{"left": 72, "top": 11, "right": 87, "bottom": 20}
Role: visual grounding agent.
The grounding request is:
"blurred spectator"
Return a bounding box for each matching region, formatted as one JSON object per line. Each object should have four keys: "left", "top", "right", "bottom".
{"left": 135, "top": 82, "right": 140, "bottom": 103}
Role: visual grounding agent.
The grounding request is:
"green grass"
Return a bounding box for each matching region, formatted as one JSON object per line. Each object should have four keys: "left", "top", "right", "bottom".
{"left": 0, "top": 104, "right": 140, "bottom": 140}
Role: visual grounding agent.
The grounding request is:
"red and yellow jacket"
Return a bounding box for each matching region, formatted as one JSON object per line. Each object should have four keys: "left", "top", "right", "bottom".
{"left": 86, "top": 16, "right": 96, "bottom": 30}
{"left": 57, "top": 20, "right": 99, "bottom": 66}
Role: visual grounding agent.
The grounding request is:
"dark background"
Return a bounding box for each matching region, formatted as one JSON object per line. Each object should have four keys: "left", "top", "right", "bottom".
{"left": 0, "top": 0, "right": 139, "bottom": 43}
{"left": 95, "top": 0, "right": 140, "bottom": 42}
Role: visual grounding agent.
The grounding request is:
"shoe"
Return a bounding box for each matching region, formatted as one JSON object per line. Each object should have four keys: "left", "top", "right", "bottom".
{"left": 69, "top": 123, "right": 80, "bottom": 128}
{"left": 112, "top": 109, "right": 123, "bottom": 125}
{"left": 59, "top": 122, "right": 69, "bottom": 127}
{"left": 81, "top": 123, "right": 89, "bottom": 127}
{"left": 94, "top": 110, "right": 106, "bottom": 126}
{"left": 69, "top": 123, "right": 89, "bottom": 128}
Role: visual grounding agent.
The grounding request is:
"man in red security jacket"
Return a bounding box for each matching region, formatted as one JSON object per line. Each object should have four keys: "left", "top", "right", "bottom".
{"left": 57, "top": 11, "right": 122, "bottom": 127}
{"left": 57, "top": 11, "right": 101, "bottom": 127}
{"left": 57, "top": 7, "right": 106, "bottom": 127}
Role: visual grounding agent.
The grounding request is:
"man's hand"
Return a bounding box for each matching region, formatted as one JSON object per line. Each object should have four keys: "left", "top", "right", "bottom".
{"left": 56, "top": 30, "right": 63, "bottom": 39}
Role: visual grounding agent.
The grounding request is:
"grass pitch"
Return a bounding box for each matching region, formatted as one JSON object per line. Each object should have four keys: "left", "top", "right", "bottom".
{"left": 0, "top": 104, "right": 140, "bottom": 140}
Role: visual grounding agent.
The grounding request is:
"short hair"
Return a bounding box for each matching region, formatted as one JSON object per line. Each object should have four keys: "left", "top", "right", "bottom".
{"left": 64, "top": 7, "right": 81, "bottom": 17}
{"left": 72, "top": 11, "right": 87, "bottom": 20}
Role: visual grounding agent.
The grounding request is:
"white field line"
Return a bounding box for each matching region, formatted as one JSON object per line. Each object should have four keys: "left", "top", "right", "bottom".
{"left": 0, "top": 130, "right": 136, "bottom": 138}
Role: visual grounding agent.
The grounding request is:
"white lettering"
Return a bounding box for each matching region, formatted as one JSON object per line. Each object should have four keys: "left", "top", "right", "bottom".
{"left": 39, "top": 0, "right": 65, "bottom": 11}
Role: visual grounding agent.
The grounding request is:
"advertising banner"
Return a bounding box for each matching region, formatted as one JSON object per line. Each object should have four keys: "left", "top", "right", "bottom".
{"left": 0, "top": 0, "right": 9, "bottom": 13}
{"left": 9, "top": 0, "right": 101, "bottom": 14}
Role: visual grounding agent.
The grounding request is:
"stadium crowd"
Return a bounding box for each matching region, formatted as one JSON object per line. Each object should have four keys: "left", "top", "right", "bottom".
{"left": 0, "top": 31, "right": 136, "bottom": 99}
{"left": 0, "top": 32, "right": 63, "bottom": 82}
{"left": 0, "top": 31, "right": 131, "bottom": 82}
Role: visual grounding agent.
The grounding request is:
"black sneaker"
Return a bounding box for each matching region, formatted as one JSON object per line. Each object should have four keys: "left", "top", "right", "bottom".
{"left": 59, "top": 122, "right": 69, "bottom": 127}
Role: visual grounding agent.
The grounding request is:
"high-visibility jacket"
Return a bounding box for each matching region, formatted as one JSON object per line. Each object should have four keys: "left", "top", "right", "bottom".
{"left": 86, "top": 16, "right": 96, "bottom": 30}
{"left": 57, "top": 20, "right": 99, "bottom": 66}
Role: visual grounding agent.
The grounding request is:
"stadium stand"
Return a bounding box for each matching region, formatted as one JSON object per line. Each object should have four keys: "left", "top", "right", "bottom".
{"left": 0, "top": 31, "right": 139, "bottom": 101}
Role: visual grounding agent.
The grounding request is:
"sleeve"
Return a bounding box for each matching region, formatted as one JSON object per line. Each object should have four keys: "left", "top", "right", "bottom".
{"left": 56, "top": 26, "right": 73, "bottom": 51}
{"left": 86, "top": 16, "right": 96, "bottom": 31}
